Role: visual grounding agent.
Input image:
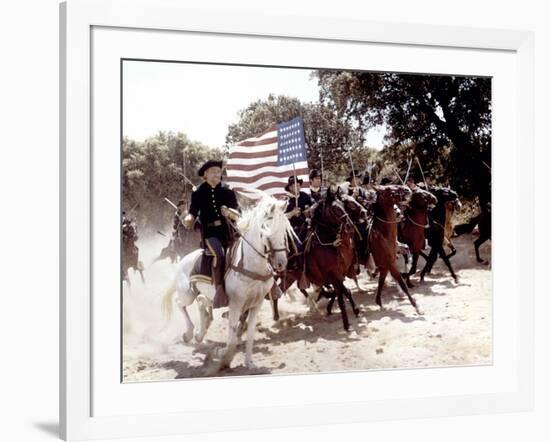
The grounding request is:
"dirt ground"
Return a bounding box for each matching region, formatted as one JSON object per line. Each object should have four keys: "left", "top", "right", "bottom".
{"left": 122, "top": 234, "right": 492, "bottom": 381}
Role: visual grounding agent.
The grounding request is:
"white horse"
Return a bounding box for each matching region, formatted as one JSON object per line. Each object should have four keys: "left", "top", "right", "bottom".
{"left": 162, "top": 194, "right": 293, "bottom": 371}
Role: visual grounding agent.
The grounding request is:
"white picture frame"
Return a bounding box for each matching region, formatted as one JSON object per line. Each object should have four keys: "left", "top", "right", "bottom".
{"left": 60, "top": 0, "right": 534, "bottom": 440}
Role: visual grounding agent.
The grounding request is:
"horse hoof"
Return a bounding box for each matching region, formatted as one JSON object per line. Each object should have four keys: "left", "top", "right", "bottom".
{"left": 194, "top": 333, "right": 204, "bottom": 343}
{"left": 182, "top": 331, "right": 193, "bottom": 343}
{"left": 353, "top": 308, "right": 360, "bottom": 317}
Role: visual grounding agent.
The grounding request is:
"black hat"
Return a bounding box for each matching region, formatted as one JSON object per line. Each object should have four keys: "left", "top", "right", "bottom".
{"left": 177, "top": 199, "right": 185, "bottom": 207}
{"left": 362, "top": 172, "right": 370, "bottom": 185}
{"left": 346, "top": 170, "right": 362, "bottom": 182}
{"left": 198, "top": 160, "right": 223, "bottom": 177}
{"left": 380, "top": 177, "right": 393, "bottom": 185}
{"left": 285, "top": 175, "right": 304, "bottom": 191}
{"left": 423, "top": 171, "right": 434, "bottom": 179}
{"left": 309, "top": 169, "right": 321, "bottom": 180}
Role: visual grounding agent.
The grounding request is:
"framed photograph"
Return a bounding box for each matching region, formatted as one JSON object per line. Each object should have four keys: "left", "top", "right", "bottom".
{"left": 60, "top": 0, "right": 534, "bottom": 440}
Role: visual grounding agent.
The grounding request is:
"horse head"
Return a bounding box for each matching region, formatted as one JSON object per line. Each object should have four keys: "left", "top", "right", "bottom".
{"left": 339, "top": 192, "right": 368, "bottom": 223}
{"left": 238, "top": 196, "right": 291, "bottom": 273}
{"left": 314, "top": 186, "right": 349, "bottom": 231}
{"left": 430, "top": 186, "right": 459, "bottom": 208}
{"left": 409, "top": 188, "right": 438, "bottom": 211}
{"left": 374, "top": 184, "right": 413, "bottom": 208}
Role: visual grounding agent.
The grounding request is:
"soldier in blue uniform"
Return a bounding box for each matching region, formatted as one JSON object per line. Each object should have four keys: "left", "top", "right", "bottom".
{"left": 183, "top": 160, "right": 239, "bottom": 308}
{"left": 308, "top": 169, "right": 325, "bottom": 203}
{"left": 346, "top": 170, "right": 368, "bottom": 204}
{"left": 285, "top": 175, "right": 313, "bottom": 239}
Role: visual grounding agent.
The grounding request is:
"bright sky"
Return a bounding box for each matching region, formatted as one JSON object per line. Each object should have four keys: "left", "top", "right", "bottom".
{"left": 122, "top": 60, "right": 385, "bottom": 149}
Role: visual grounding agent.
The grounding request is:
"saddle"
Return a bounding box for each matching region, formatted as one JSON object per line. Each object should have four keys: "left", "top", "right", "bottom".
{"left": 188, "top": 242, "right": 239, "bottom": 290}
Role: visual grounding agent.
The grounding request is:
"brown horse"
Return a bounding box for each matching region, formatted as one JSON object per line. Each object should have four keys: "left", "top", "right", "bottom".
{"left": 305, "top": 187, "right": 359, "bottom": 331}
{"left": 270, "top": 188, "right": 366, "bottom": 324}
{"left": 398, "top": 188, "right": 438, "bottom": 287}
{"left": 368, "top": 185, "right": 421, "bottom": 314}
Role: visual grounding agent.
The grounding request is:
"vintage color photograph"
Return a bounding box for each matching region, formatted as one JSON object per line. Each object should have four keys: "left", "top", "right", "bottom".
{"left": 121, "top": 60, "right": 492, "bottom": 381}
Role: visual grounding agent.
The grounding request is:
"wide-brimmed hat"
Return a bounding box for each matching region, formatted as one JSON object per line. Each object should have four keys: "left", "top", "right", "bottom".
{"left": 309, "top": 169, "right": 322, "bottom": 180}
{"left": 380, "top": 177, "right": 393, "bottom": 185}
{"left": 285, "top": 175, "right": 304, "bottom": 191}
{"left": 346, "top": 170, "right": 362, "bottom": 182}
{"left": 198, "top": 160, "right": 223, "bottom": 177}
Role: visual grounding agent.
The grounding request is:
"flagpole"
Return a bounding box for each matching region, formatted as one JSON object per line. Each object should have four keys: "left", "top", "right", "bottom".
{"left": 292, "top": 162, "right": 299, "bottom": 207}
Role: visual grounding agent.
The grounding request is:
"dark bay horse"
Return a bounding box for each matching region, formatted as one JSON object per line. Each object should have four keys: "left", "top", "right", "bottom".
{"left": 305, "top": 187, "right": 360, "bottom": 330}
{"left": 398, "top": 188, "right": 438, "bottom": 287}
{"left": 453, "top": 201, "right": 491, "bottom": 263}
{"left": 420, "top": 187, "right": 460, "bottom": 282}
{"left": 368, "top": 185, "right": 421, "bottom": 314}
{"left": 122, "top": 221, "right": 145, "bottom": 287}
{"left": 270, "top": 188, "right": 366, "bottom": 327}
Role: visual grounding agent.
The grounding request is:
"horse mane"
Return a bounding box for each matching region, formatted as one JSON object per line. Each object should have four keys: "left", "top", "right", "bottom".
{"left": 237, "top": 195, "right": 292, "bottom": 237}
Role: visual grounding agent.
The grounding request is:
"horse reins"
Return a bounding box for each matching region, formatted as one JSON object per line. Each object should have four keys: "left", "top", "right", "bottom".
{"left": 225, "top": 215, "right": 288, "bottom": 281}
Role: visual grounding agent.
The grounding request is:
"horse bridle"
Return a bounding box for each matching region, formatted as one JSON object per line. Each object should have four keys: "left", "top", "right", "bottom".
{"left": 313, "top": 200, "right": 353, "bottom": 246}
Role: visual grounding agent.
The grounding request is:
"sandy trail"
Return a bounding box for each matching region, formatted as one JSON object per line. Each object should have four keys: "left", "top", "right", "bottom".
{"left": 122, "top": 234, "right": 492, "bottom": 381}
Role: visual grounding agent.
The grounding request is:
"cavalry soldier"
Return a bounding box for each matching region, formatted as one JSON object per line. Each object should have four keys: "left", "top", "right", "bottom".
{"left": 308, "top": 169, "right": 325, "bottom": 203}
{"left": 122, "top": 211, "right": 138, "bottom": 245}
{"left": 182, "top": 160, "right": 239, "bottom": 308}
{"left": 122, "top": 210, "right": 144, "bottom": 282}
{"left": 405, "top": 174, "right": 417, "bottom": 191}
{"left": 171, "top": 199, "right": 187, "bottom": 256}
{"left": 285, "top": 175, "right": 313, "bottom": 239}
{"left": 417, "top": 171, "right": 434, "bottom": 190}
{"left": 346, "top": 170, "right": 367, "bottom": 204}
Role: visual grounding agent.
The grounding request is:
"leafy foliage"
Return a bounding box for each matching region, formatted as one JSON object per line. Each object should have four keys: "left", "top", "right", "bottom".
{"left": 225, "top": 94, "right": 374, "bottom": 181}
{"left": 122, "top": 132, "right": 222, "bottom": 231}
{"left": 315, "top": 71, "right": 491, "bottom": 201}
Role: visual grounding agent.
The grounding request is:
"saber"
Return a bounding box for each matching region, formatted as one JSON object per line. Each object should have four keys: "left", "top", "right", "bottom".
{"left": 349, "top": 148, "right": 357, "bottom": 185}
{"left": 415, "top": 157, "right": 428, "bottom": 189}
{"left": 125, "top": 202, "right": 139, "bottom": 216}
{"left": 163, "top": 197, "right": 178, "bottom": 211}
{"left": 157, "top": 230, "right": 167, "bottom": 237}
{"left": 393, "top": 167, "right": 405, "bottom": 185}
{"left": 482, "top": 161, "right": 492, "bottom": 171}
{"left": 320, "top": 145, "right": 325, "bottom": 188}
{"left": 404, "top": 158, "right": 413, "bottom": 183}
{"left": 177, "top": 172, "right": 197, "bottom": 191}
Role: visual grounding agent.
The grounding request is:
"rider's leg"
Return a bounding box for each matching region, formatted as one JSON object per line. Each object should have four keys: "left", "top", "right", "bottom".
{"left": 205, "top": 237, "right": 228, "bottom": 308}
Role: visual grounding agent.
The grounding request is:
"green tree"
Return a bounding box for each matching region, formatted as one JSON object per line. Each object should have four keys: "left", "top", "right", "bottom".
{"left": 122, "top": 131, "right": 222, "bottom": 231}
{"left": 225, "top": 94, "right": 372, "bottom": 181}
{"left": 316, "top": 71, "right": 491, "bottom": 200}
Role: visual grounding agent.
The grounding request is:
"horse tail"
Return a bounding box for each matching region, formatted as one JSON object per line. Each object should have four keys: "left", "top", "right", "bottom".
{"left": 161, "top": 280, "right": 177, "bottom": 321}
{"left": 453, "top": 214, "right": 481, "bottom": 237}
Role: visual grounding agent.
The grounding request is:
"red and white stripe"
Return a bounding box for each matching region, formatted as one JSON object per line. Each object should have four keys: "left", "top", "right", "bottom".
{"left": 225, "top": 126, "right": 309, "bottom": 197}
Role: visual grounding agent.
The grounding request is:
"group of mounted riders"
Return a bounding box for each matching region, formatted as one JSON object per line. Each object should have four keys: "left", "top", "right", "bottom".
{"left": 122, "top": 158, "right": 491, "bottom": 329}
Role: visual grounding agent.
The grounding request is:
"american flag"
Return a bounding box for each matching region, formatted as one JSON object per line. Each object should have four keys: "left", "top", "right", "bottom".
{"left": 225, "top": 117, "right": 310, "bottom": 197}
